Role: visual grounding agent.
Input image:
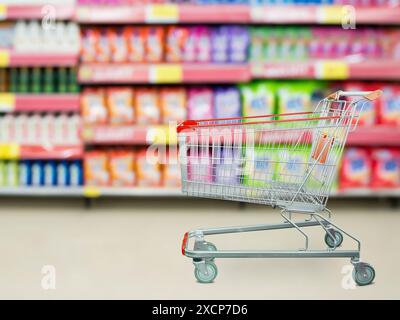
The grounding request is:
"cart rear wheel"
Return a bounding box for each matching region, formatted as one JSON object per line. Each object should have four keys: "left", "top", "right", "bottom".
{"left": 353, "top": 264, "right": 375, "bottom": 286}
{"left": 324, "top": 230, "right": 343, "bottom": 248}
{"left": 194, "top": 262, "right": 218, "bottom": 283}
{"left": 204, "top": 242, "right": 217, "bottom": 261}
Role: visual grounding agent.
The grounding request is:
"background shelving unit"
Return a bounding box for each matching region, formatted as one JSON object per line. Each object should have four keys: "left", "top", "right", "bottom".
{"left": 0, "top": 2, "right": 400, "bottom": 200}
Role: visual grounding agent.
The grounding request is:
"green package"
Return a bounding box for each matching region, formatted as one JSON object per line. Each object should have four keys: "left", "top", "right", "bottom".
{"left": 4, "top": 161, "right": 18, "bottom": 187}
{"left": 240, "top": 81, "right": 277, "bottom": 119}
{"left": 275, "top": 148, "right": 310, "bottom": 185}
{"left": 276, "top": 81, "right": 317, "bottom": 116}
{"left": 306, "top": 146, "right": 341, "bottom": 194}
{"left": 0, "top": 161, "right": 5, "bottom": 186}
{"left": 250, "top": 27, "right": 266, "bottom": 63}
{"left": 243, "top": 146, "right": 277, "bottom": 188}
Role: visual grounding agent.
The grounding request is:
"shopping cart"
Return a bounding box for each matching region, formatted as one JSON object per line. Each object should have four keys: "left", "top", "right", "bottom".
{"left": 177, "top": 90, "right": 382, "bottom": 285}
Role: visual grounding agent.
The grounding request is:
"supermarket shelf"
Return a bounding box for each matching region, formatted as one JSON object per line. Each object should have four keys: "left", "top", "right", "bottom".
{"left": 79, "top": 60, "right": 400, "bottom": 83}
{"left": 0, "top": 186, "right": 398, "bottom": 198}
{"left": 332, "top": 189, "right": 400, "bottom": 198}
{"left": 0, "top": 94, "right": 80, "bottom": 113}
{"left": 0, "top": 145, "right": 83, "bottom": 160}
{"left": 251, "top": 59, "right": 400, "bottom": 80}
{"left": 0, "top": 51, "right": 79, "bottom": 67}
{"left": 0, "top": 187, "right": 83, "bottom": 197}
{"left": 1, "top": 5, "right": 75, "bottom": 20}
{"left": 19, "top": 145, "right": 83, "bottom": 160}
{"left": 87, "top": 187, "right": 182, "bottom": 197}
{"left": 78, "top": 63, "right": 250, "bottom": 84}
{"left": 250, "top": 5, "right": 400, "bottom": 25}
{"left": 74, "top": 5, "right": 400, "bottom": 25}
{"left": 75, "top": 4, "right": 249, "bottom": 24}
{"left": 348, "top": 126, "right": 400, "bottom": 146}
{"left": 82, "top": 125, "right": 176, "bottom": 145}
{"left": 82, "top": 124, "right": 400, "bottom": 146}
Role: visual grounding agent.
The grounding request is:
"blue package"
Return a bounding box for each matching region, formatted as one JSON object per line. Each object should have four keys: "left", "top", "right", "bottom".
{"left": 44, "top": 161, "right": 57, "bottom": 186}
{"left": 214, "top": 146, "right": 242, "bottom": 184}
{"left": 18, "top": 160, "right": 32, "bottom": 186}
{"left": 57, "top": 161, "right": 70, "bottom": 186}
{"left": 211, "top": 26, "right": 229, "bottom": 63}
{"left": 214, "top": 87, "right": 242, "bottom": 118}
{"left": 31, "top": 161, "right": 45, "bottom": 187}
{"left": 69, "top": 161, "right": 83, "bottom": 187}
{"left": 228, "top": 26, "right": 249, "bottom": 63}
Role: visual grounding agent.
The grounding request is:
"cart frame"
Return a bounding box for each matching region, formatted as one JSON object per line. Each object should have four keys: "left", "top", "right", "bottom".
{"left": 177, "top": 90, "right": 381, "bottom": 285}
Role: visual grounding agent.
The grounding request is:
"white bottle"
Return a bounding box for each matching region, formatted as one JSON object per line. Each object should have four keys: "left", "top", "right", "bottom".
{"left": 41, "top": 114, "right": 56, "bottom": 147}
{"left": 65, "top": 22, "right": 81, "bottom": 54}
{"left": 66, "top": 114, "right": 81, "bottom": 145}
{"left": 1, "top": 114, "right": 14, "bottom": 143}
{"left": 27, "top": 21, "right": 42, "bottom": 53}
{"left": 27, "top": 114, "right": 41, "bottom": 146}
{"left": 54, "top": 113, "right": 68, "bottom": 146}
{"left": 13, "top": 21, "right": 29, "bottom": 52}
{"left": 14, "top": 114, "right": 28, "bottom": 144}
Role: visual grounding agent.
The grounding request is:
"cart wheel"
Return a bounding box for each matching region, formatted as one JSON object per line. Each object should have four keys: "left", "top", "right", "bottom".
{"left": 353, "top": 264, "right": 375, "bottom": 286}
{"left": 204, "top": 242, "right": 217, "bottom": 261}
{"left": 324, "top": 230, "right": 343, "bottom": 248}
{"left": 194, "top": 262, "right": 218, "bottom": 283}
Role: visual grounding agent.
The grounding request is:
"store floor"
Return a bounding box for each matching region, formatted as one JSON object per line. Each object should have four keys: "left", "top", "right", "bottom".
{"left": 0, "top": 197, "right": 399, "bottom": 299}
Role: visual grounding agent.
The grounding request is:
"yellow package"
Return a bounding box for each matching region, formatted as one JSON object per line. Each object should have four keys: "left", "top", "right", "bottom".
{"left": 135, "top": 88, "right": 161, "bottom": 125}
{"left": 160, "top": 87, "right": 187, "bottom": 123}
{"left": 84, "top": 151, "right": 109, "bottom": 186}
{"left": 81, "top": 89, "right": 108, "bottom": 124}
{"left": 107, "top": 88, "right": 135, "bottom": 124}
{"left": 109, "top": 150, "right": 135, "bottom": 186}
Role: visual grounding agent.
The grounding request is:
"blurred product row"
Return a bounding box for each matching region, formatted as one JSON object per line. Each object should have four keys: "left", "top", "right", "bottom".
{"left": 2, "top": 0, "right": 399, "bottom": 6}
{"left": 80, "top": 26, "right": 400, "bottom": 64}
{"left": 0, "top": 68, "right": 79, "bottom": 94}
{"left": 250, "top": 27, "right": 400, "bottom": 62}
{"left": 0, "top": 160, "right": 83, "bottom": 187}
{"left": 81, "top": 81, "right": 400, "bottom": 126}
{"left": 2, "top": 22, "right": 400, "bottom": 64}
{"left": 0, "top": 22, "right": 80, "bottom": 54}
{"left": 76, "top": 0, "right": 400, "bottom": 6}
{"left": 0, "top": 113, "right": 80, "bottom": 146}
{"left": 1, "top": 146, "right": 398, "bottom": 190}
{"left": 81, "top": 26, "right": 249, "bottom": 64}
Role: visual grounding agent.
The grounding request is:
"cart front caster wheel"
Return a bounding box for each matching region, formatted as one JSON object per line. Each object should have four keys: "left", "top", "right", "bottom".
{"left": 194, "top": 262, "right": 218, "bottom": 283}
{"left": 204, "top": 242, "right": 217, "bottom": 261}
{"left": 353, "top": 264, "right": 375, "bottom": 286}
{"left": 324, "top": 230, "right": 343, "bottom": 248}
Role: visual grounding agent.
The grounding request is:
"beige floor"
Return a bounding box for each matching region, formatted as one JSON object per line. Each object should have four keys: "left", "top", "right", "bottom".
{"left": 0, "top": 197, "right": 399, "bottom": 299}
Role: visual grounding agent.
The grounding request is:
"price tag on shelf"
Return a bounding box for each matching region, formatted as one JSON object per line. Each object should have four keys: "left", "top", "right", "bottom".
{"left": 146, "top": 125, "right": 178, "bottom": 145}
{"left": 145, "top": 4, "right": 179, "bottom": 23}
{"left": 0, "top": 5, "right": 6, "bottom": 21}
{"left": 83, "top": 186, "right": 101, "bottom": 198}
{"left": 0, "top": 144, "right": 20, "bottom": 160}
{"left": 0, "top": 49, "right": 10, "bottom": 67}
{"left": 82, "top": 127, "right": 94, "bottom": 141}
{"left": 0, "top": 93, "right": 16, "bottom": 112}
{"left": 315, "top": 60, "right": 349, "bottom": 80}
{"left": 146, "top": 126, "right": 166, "bottom": 145}
{"left": 149, "top": 65, "right": 182, "bottom": 83}
{"left": 317, "top": 5, "right": 343, "bottom": 24}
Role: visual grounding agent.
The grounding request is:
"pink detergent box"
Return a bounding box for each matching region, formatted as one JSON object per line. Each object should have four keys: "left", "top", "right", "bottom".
{"left": 340, "top": 148, "right": 372, "bottom": 189}
{"left": 187, "top": 88, "right": 213, "bottom": 120}
{"left": 371, "top": 148, "right": 400, "bottom": 188}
